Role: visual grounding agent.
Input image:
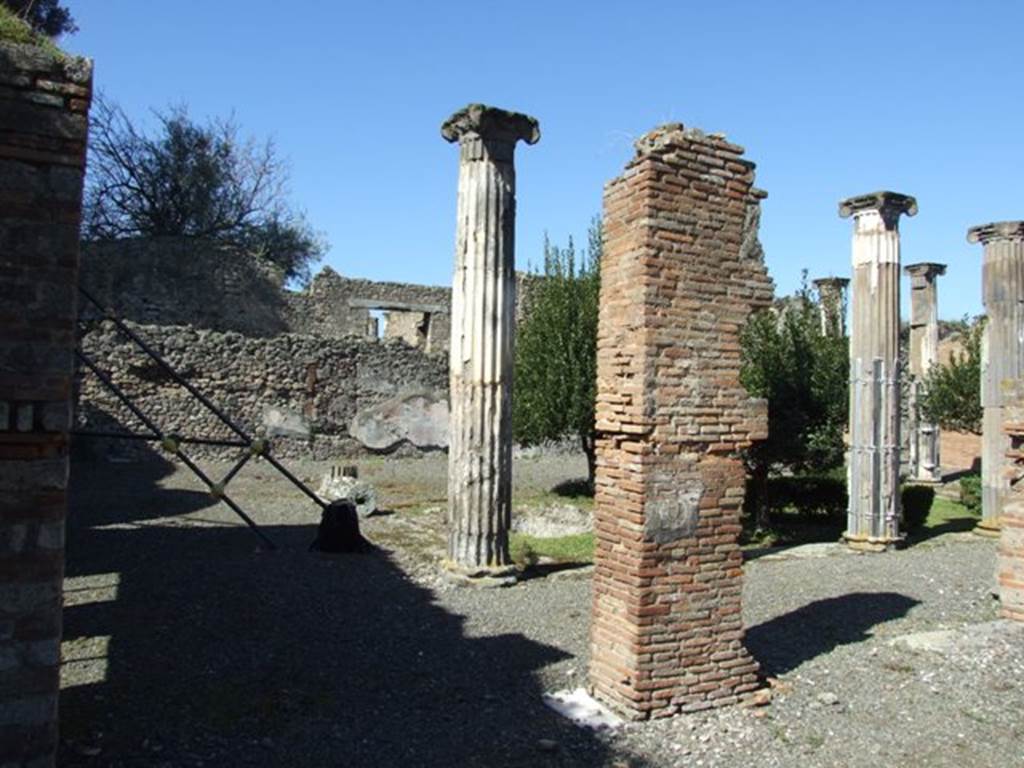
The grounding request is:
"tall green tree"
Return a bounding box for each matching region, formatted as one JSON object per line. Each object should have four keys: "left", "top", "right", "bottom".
{"left": 740, "top": 277, "right": 849, "bottom": 526}
{"left": 1, "top": 1, "right": 75, "bottom": 37}
{"left": 84, "top": 97, "right": 325, "bottom": 284}
{"left": 514, "top": 219, "right": 601, "bottom": 487}
{"left": 919, "top": 317, "right": 984, "bottom": 434}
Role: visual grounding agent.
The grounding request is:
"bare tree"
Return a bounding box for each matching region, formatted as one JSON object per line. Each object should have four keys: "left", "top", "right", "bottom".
{"left": 84, "top": 97, "right": 324, "bottom": 283}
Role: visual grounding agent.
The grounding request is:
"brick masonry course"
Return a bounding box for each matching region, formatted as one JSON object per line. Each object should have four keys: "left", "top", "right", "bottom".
{"left": 0, "top": 40, "right": 93, "bottom": 768}
{"left": 589, "top": 124, "right": 774, "bottom": 719}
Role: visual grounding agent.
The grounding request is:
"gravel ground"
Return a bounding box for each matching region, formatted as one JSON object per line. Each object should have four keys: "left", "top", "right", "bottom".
{"left": 60, "top": 452, "right": 1022, "bottom": 768}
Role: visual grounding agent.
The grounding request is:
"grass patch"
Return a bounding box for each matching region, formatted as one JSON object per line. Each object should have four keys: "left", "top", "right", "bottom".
{"left": 0, "top": 7, "right": 63, "bottom": 55}
{"left": 510, "top": 532, "right": 593, "bottom": 568}
{"left": 925, "top": 496, "right": 975, "bottom": 528}
{"left": 514, "top": 490, "right": 594, "bottom": 511}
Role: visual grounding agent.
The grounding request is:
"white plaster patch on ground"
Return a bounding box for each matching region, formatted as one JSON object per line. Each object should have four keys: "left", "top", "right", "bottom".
{"left": 892, "top": 619, "right": 1024, "bottom": 655}
{"left": 746, "top": 542, "right": 859, "bottom": 562}
{"left": 542, "top": 688, "right": 623, "bottom": 731}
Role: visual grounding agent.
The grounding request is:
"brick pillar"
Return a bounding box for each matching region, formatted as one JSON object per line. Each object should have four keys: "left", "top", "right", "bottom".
{"left": 999, "top": 379, "right": 1024, "bottom": 621}
{"left": 440, "top": 104, "right": 539, "bottom": 581}
{"left": 840, "top": 192, "right": 916, "bottom": 551}
{"left": 0, "top": 42, "right": 92, "bottom": 767}
{"left": 589, "top": 124, "right": 773, "bottom": 719}
{"left": 968, "top": 221, "right": 1024, "bottom": 536}
{"left": 905, "top": 262, "right": 946, "bottom": 483}
{"left": 811, "top": 277, "right": 849, "bottom": 338}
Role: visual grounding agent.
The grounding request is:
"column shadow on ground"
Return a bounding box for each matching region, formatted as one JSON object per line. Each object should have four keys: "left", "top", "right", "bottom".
{"left": 744, "top": 592, "right": 920, "bottom": 677}
{"left": 60, "top": 456, "right": 637, "bottom": 768}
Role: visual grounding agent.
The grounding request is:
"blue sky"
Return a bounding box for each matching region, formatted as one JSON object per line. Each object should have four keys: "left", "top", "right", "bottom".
{"left": 66, "top": 1, "right": 1022, "bottom": 320}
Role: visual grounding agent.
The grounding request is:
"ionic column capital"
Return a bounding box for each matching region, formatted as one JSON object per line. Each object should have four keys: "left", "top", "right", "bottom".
{"left": 812, "top": 276, "right": 849, "bottom": 290}
{"left": 839, "top": 191, "right": 918, "bottom": 230}
{"left": 441, "top": 103, "right": 540, "bottom": 162}
{"left": 904, "top": 262, "right": 947, "bottom": 281}
{"left": 967, "top": 221, "right": 1024, "bottom": 245}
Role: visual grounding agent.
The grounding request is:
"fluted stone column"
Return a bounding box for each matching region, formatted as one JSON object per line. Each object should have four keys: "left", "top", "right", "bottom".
{"left": 441, "top": 104, "right": 539, "bottom": 579}
{"left": 812, "top": 277, "right": 849, "bottom": 337}
{"left": 968, "top": 221, "right": 1024, "bottom": 535}
{"left": 905, "top": 262, "right": 946, "bottom": 483}
{"left": 840, "top": 192, "right": 917, "bottom": 550}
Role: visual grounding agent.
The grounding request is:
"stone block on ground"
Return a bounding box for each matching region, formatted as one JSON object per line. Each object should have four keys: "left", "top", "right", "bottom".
{"left": 317, "top": 472, "right": 378, "bottom": 518}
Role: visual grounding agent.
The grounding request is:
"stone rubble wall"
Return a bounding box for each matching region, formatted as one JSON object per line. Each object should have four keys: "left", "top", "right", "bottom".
{"left": 0, "top": 40, "right": 92, "bottom": 768}
{"left": 82, "top": 238, "right": 546, "bottom": 358}
{"left": 81, "top": 238, "right": 292, "bottom": 337}
{"left": 590, "top": 124, "right": 773, "bottom": 720}
{"left": 76, "top": 322, "right": 448, "bottom": 460}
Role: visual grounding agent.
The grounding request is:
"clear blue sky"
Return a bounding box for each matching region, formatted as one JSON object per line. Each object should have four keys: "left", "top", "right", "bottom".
{"left": 67, "top": 1, "right": 1022, "bottom": 320}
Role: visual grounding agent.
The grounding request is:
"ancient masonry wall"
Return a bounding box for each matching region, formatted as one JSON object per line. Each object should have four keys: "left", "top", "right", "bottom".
{"left": 0, "top": 42, "right": 92, "bottom": 768}
{"left": 590, "top": 125, "right": 773, "bottom": 719}
{"left": 82, "top": 238, "right": 546, "bottom": 357}
{"left": 76, "top": 323, "right": 448, "bottom": 460}
{"left": 81, "top": 238, "right": 292, "bottom": 337}
{"left": 1000, "top": 380, "right": 1024, "bottom": 622}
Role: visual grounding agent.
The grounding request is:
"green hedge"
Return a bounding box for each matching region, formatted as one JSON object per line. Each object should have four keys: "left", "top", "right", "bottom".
{"left": 959, "top": 474, "right": 981, "bottom": 515}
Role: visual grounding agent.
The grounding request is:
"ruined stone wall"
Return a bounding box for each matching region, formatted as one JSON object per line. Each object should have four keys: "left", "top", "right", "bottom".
{"left": 80, "top": 240, "right": 454, "bottom": 351}
{"left": 80, "top": 238, "right": 553, "bottom": 358}
{"left": 76, "top": 322, "right": 447, "bottom": 460}
{"left": 283, "top": 268, "right": 452, "bottom": 353}
{"left": 0, "top": 40, "right": 92, "bottom": 768}
{"left": 590, "top": 125, "right": 773, "bottom": 719}
{"left": 81, "top": 238, "right": 290, "bottom": 337}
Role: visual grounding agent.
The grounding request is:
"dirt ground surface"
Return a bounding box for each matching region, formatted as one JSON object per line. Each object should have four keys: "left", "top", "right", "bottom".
{"left": 59, "top": 451, "right": 1022, "bottom": 768}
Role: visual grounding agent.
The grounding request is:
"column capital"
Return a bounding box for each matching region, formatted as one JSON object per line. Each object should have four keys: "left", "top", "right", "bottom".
{"left": 441, "top": 103, "right": 540, "bottom": 160}
{"left": 967, "top": 221, "right": 1024, "bottom": 245}
{"left": 839, "top": 191, "right": 918, "bottom": 223}
{"left": 904, "top": 262, "right": 947, "bottom": 279}
{"left": 812, "top": 276, "right": 849, "bottom": 290}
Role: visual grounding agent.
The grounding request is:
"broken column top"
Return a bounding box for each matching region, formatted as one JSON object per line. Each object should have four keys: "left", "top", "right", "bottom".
{"left": 839, "top": 191, "right": 918, "bottom": 219}
{"left": 967, "top": 221, "right": 1024, "bottom": 244}
{"left": 904, "top": 262, "right": 947, "bottom": 277}
{"left": 441, "top": 103, "right": 540, "bottom": 146}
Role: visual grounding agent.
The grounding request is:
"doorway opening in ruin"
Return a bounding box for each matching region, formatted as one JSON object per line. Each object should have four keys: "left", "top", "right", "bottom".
{"left": 368, "top": 308, "right": 387, "bottom": 339}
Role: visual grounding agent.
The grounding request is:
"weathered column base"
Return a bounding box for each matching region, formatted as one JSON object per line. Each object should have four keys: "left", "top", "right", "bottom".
{"left": 842, "top": 533, "right": 906, "bottom": 552}
{"left": 441, "top": 560, "right": 518, "bottom": 588}
{"left": 974, "top": 519, "right": 1002, "bottom": 538}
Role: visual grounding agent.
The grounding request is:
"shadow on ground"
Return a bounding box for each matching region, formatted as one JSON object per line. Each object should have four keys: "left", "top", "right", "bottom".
{"left": 61, "top": 455, "right": 631, "bottom": 768}
{"left": 745, "top": 592, "right": 920, "bottom": 677}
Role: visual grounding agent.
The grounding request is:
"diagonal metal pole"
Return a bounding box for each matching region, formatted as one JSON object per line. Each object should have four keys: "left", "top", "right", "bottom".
{"left": 75, "top": 349, "right": 276, "bottom": 550}
{"left": 219, "top": 452, "right": 252, "bottom": 488}
{"left": 79, "top": 286, "right": 252, "bottom": 443}
{"left": 262, "top": 452, "right": 328, "bottom": 509}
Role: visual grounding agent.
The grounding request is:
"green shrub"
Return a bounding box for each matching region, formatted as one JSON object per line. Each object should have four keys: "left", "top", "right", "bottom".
{"left": 901, "top": 485, "right": 935, "bottom": 531}
{"left": 919, "top": 319, "right": 984, "bottom": 434}
{"left": 764, "top": 474, "right": 847, "bottom": 519}
{"left": 959, "top": 474, "right": 982, "bottom": 516}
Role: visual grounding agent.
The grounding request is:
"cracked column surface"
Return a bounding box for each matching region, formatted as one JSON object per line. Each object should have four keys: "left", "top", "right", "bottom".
{"left": 905, "top": 262, "right": 946, "bottom": 483}
{"left": 840, "top": 192, "right": 917, "bottom": 550}
{"left": 969, "top": 221, "right": 1024, "bottom": 535}
{"left": 441, "top": 104, "right": 540, "bottom": 578}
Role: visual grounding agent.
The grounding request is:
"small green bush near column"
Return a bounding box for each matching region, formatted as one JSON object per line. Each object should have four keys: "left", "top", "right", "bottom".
{"left": 901, "top": 485, "right": 936, "bottom": 531}
{"left": 959, "top": 474, "right": 982, "bottom": 515}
